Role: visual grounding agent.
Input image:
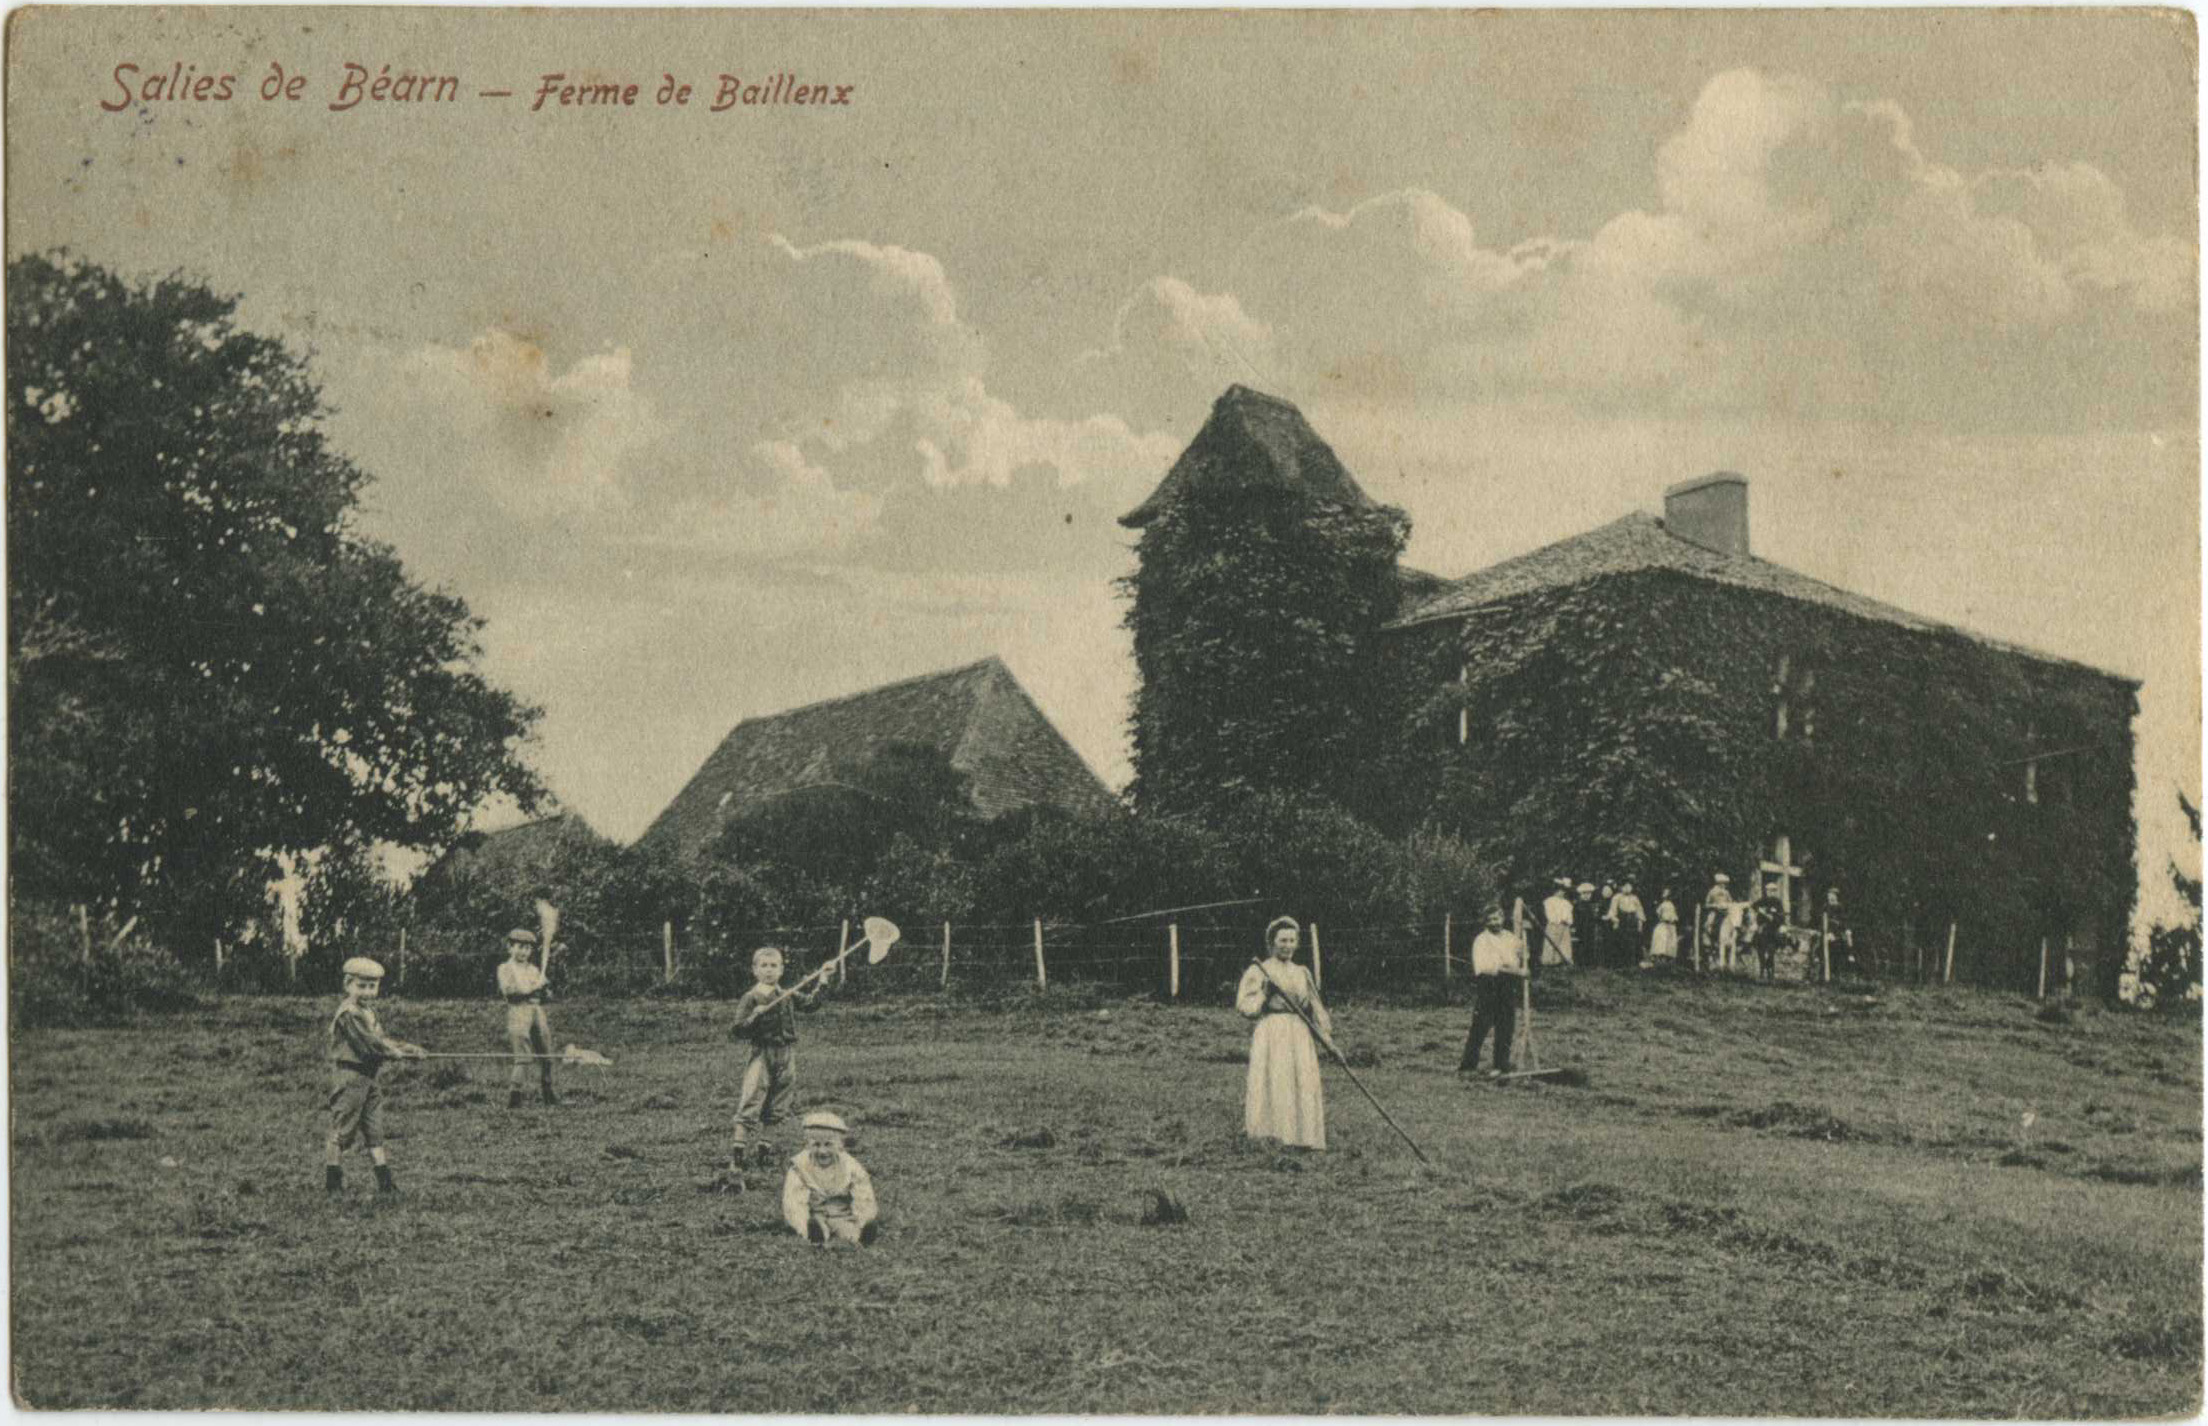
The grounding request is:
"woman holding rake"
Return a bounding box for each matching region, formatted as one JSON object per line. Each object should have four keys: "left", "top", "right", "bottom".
{"left": 1235, "top": 915, "right": 1330, "bottom": 1150}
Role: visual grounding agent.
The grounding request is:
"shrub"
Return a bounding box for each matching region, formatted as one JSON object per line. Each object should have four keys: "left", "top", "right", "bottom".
{"left": 9, "top": 902, "right": 201, "bottom": 1027}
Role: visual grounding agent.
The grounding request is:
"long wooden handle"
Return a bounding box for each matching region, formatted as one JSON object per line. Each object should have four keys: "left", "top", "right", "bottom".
{"left": 1520, "top": 972, "right": 1538, "bottom": 1072}
{"left": 1250, "top": 961, "right": 1431, "bottom": 1168}
{"left": 751, "top": 945, "right": 852, "bottom": 1017}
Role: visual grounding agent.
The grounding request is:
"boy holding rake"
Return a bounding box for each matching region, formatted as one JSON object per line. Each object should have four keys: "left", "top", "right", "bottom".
{"left": 497, "top": 927, "right": 559, "bottom": 1109}
{"left": 324, "top": 956, "right": 426, "bottom": 1196}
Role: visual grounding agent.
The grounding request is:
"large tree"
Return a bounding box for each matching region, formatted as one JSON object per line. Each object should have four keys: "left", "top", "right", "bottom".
{"left": 7, "top": 252, "right": 543, "bottom": 952}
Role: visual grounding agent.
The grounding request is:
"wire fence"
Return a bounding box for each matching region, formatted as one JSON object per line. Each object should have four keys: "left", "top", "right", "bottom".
{"left": 284, "top": 911, "right": 1938, "bottom": 1004}
{"left": 25, "top": 894, "right": 2072, "bottom": 1007}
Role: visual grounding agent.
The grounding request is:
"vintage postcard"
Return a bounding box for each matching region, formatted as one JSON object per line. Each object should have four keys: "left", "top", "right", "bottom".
{"left": 6, "top": 6, "right": 2200, "bottom": 1415}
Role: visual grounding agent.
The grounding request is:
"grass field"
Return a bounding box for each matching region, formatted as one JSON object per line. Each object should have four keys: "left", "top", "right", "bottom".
{"left": 11, "top": 972, "right": 2202, "bottom": 1414}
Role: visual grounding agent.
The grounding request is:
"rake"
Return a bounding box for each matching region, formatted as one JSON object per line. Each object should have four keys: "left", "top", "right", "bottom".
{"left": 1250, "top": 959, "right": 1435, "bottom": 1168}
{"left": 415, "top": 1043, "right": 615, "bottom": 1066}
{"left": 1496, "top": 974, "right": 1587, "bottom": 1086}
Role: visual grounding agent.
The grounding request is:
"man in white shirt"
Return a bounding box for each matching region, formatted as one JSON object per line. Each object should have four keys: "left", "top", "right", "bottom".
{"left": 1458, "top": 906, "right": 1529, "bottom": 1076}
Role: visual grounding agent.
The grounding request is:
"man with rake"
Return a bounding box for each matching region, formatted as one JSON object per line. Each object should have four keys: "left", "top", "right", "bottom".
{"left": 1458, "top": 906, "right": 1528, "bottom": 1077}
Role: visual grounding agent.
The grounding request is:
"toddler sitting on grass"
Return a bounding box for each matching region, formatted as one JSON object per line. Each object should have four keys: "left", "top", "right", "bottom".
{"left": 782, "top": 1110, "right": 878, "bottom": 1248}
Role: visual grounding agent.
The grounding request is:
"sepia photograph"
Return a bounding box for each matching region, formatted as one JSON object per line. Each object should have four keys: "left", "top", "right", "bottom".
{"left": 5, "top": 6, "right": 2201, "bottom": 1414}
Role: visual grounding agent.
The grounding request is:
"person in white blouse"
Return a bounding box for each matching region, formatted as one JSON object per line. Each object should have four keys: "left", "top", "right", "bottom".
{"left": 1647, "top": 888, "right": 1682, "bottom": 966}
{"left": 496, "top": 928, "right": 557, "bottom": 1109}
{"left": 1235, "top": 916, "right": 1331, "bottom": 1151}
{"left": 1541, "top": 879, "right": 1577, "bottom": 968}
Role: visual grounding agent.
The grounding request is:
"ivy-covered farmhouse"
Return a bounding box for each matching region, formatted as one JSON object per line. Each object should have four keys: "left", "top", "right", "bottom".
{"left": 1121, "top": 386, "right": 2138, "bottom": 990}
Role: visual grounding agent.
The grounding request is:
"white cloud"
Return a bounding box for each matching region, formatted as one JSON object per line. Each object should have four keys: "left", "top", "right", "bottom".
{"left": 1149, "top": 69, "right": 2192, "bottom": 428}
{"left": 768, "top": 234, "right": 964, "bottom": 330}
{"left": 757, "top": 233, "right": 1178, "bottom": 498}
{"left": 911, "top": 376, "right": 1180, "bottom": 490}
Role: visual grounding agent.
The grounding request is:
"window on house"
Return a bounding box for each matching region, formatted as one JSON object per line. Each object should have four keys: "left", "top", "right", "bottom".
{"left": 2024, "top": 758, "right": 2039, "bottom": 805}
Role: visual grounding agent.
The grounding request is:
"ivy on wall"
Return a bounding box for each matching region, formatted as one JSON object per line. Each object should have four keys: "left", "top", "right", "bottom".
{"left": 1121, "top": 487, "right": 1408, "bottom": 821}
{"left": 1376, "top": 569, "right": 2137, "bottom": 991}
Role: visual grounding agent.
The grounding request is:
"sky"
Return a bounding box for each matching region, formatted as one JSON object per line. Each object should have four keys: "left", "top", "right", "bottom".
{"left": 7, "top": 8, "right": 2199, "bottom": 925}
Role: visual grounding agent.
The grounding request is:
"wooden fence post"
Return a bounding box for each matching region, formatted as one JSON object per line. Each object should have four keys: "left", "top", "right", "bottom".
{"left": 1032, "top": 919, "right": 1047, "bottom": 992}
{"left": 2037, "top": 937, "right": 2050, "bottom": 1000}
{"left": 838, "top": 919, "right": 851, "bottom": 987}
{"left": 1169, "top": 922, "right": 1181, "bottom": 1000}
{"left": 1944, "top": 922, "right": 1957, "bottom": 986}
{"left": 662, "top": 921, "right": 675, "bottom": 982}
{"left": 76, "top": 904, "right": 91, "bottom": 965}
{"left": 214, "top": 938, "right": 224, "bottom": 976}
{"left": 941, "top": 921, "right": 951, "bottom": 992}
{"left": 1310, "top": 923, "right": 1324, "bottom": 994}
{"left": 1820, "top": 914, "right": 1831, "bottom": 983}
{"left": 1442, "top": 913, "right": 1453, "bottom": 982}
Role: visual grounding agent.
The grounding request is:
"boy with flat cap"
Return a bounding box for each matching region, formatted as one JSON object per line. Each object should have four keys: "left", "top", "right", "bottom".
{"left": 497, "top": 927, "right": 558, "bottom": 1109}
{"left": 325, "top": 956, "right": 426, "bottom": 1195}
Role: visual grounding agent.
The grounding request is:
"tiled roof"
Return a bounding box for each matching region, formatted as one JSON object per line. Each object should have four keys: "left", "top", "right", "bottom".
{"left": 1387, "top": 512, "right": 2130, "bottom": 683}
{"left": 636, "top": 657, "right": 1116, "bottom": 859}
{"left": 429, "top": 812, "right": 610, "bottom": 885}
{"left": 1395, "top": 564, "right": 1451, "bottom": 609}
{"left": 1120, "top": 385, "right": 1383, "bottom": 527}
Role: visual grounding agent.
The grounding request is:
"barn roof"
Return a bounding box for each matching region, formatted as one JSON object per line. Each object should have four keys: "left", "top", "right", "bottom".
{"left": 1120, "top": 385, "right": 1384, "bottom": 528}
{"left": 1387, "top": 511, "right": 2133, "bottom": 684}
{"left": 636, "top": 657, "right": 1116, "bottom": 859}
{"left": 426, "top": 812, "right": 610, "bottom": 885}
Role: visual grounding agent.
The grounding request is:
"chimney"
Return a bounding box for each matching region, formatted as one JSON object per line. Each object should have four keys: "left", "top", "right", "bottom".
{"left": 1663, "top": 473, "right": 1750, "bottom": 558}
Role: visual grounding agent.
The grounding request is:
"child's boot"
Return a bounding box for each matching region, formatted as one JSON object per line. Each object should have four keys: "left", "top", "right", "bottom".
{"left": 325, "top": 1166, "right": 344, "bottom": 1195}
{"left": 508, "top": 1089, "right": 525, "bottom": 1110}
{"left": 540, "top": 1082, "right": 560, "bottom": 1107}
{"left": 374, "top": 1165, "right": 397, "bottom": 1195}
{"left": 752, "top": 1140, "right": 777, "bottom": 1169}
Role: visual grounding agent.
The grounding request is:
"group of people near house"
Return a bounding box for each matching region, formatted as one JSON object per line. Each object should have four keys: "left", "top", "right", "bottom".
{"left": 1529, "top": 874, "right": 1846, "bottom": 979}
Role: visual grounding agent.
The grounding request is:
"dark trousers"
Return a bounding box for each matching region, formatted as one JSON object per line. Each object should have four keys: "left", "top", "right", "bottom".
{"left": 1459, "top": 974, "right": 1519, "bottom": 1072}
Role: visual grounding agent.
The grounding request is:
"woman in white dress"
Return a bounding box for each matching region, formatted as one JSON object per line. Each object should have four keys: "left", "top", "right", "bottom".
{"left": 1647, "top": 889, "right": 1681, "bottom": 966}
{"left": 1235, "top": 916, "right": 1331, "bottom": 1150}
